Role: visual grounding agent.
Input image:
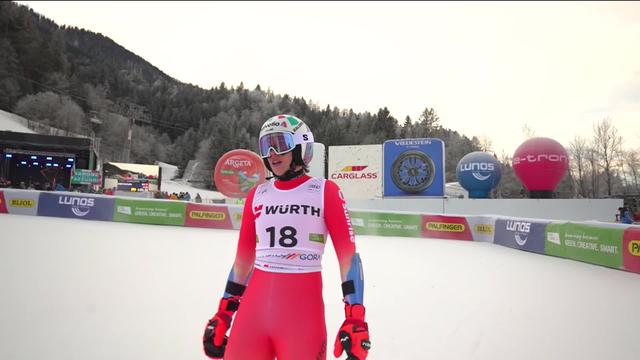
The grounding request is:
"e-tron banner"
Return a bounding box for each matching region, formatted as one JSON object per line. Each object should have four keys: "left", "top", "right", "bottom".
{"left": 184, "top": 203, "right": 233, "bottom": 229}
{"left": 494, "top": 218, "right": 549, "bottom": 254}
{"left": 2, "top": 189, "right": 39, "bottom": 215}
{"left": 545, "top": 223, "right": 623, "bottom": 269}
{"left": 421, "top": 214, "right": 473, "bottom": 240}
{"left": 328, "top": 145, "right": 382, "bottom": 199}
{"left": 383, "top": 138, "right": 445, "bottom": 197}
{"left": 623, "top": 226, "right": 640, "bottom": 273}
{"left": 37, "top": 192, "right": 115, "bottom": 221}
{"left": 0, "top": 191, "right": 7, "bottom": 213}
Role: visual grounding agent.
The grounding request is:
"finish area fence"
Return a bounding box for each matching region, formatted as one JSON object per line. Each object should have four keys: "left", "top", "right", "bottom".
{"left": 2, "top": 188, "right": 639, "bottom": 275}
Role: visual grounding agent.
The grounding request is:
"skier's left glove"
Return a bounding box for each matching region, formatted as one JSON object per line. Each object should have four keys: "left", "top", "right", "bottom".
{"left": 333, "top": 303, "right": 371, "bottom": 360}
{"left": 202, "top": 296, "right": 240, "bottom": 359}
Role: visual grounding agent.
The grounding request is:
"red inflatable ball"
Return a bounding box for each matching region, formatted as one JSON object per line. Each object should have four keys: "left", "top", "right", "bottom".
{"left": 512, "top": 137, "right": 568, "bottom": 198}
{"left": 213, "top": 149, "right": 267, "bottom": 199}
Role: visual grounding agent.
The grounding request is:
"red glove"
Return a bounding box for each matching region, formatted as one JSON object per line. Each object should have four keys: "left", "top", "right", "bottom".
{"left": 334, "top": 303, "right": 371, "bottom": 360}
{"left": 203, "top": 296, "right": 240, "bottom": 359}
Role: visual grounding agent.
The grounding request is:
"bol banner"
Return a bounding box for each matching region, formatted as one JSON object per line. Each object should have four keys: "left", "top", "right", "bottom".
{"left": 623, "top": 226, "right": 640, "bottom": 273}
{"left": 2, "top": 189, "right": 39, "bottom": 215}
{"left": 213, "top": 149, "right": 267, "bottom": 199}
{"left": 113, "top": 198, "right": 186, "bottom": 226}
{"left": 0, "top": 191, "right": 7, "bottom": 213}
{"left": 184, "top": 203, "right": 233, "bottom": 229}
{"left": 348, "top": 210, "right": 422, "bottom": 237}
{"left": 383, "top": 138, "right": 444, "bottom": 197}
{"left": 37, "top": 192, "right": 115, "bottom": 221}
{"left": 466, "top": 215, "right": 496, "bottom": 243}
{"left": 422, "top": 215, "right": 473, "bottom": 241}
{"left": 545, "top": 223, "right": 623, "bottom": 269}
{"left": 494, "top": 218, "right": 548, "bottom": 254}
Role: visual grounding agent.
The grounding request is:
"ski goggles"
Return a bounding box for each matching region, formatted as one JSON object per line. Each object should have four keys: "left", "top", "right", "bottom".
{"left": 258, "top": 131, "right": 314, "bottom": 158}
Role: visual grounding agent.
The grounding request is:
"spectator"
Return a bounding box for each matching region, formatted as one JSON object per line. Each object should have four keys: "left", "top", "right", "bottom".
{"left": 195, "top": 193, "right": 202, "bottom": 203}
{"left": 621, "top": 207, "right": 633, "bottom": 224}
{"left": 55, "top": 183, "right": 65, "bottom": 191}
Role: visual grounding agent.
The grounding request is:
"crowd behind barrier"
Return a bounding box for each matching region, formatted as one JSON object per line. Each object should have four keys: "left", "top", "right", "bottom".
{"left": 1, "top": 188, "right": 639, "bottom": 275}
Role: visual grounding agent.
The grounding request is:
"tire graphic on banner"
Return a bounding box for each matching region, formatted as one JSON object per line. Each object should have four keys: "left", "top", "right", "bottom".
{"left": 390, "top": 150, "right": 435, "bottom": 193}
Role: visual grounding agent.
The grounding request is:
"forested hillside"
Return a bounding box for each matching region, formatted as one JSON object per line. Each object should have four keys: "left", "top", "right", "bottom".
{"left": 1, "top": 1, "right": 517, "bottom": 193}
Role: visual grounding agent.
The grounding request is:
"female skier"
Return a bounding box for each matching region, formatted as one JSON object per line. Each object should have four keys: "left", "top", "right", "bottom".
{"left": 203, "top": 114, "right": 371, "bottom": 360}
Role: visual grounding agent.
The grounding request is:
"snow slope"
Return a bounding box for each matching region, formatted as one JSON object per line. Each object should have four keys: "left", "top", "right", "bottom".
{"left": 1, "top": 214, "right": 639, "bottom": 360}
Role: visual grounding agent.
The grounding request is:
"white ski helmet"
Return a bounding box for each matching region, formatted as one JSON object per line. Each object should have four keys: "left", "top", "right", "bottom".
{"left": 258, "top": 114, "right": 314, "bottom": 167}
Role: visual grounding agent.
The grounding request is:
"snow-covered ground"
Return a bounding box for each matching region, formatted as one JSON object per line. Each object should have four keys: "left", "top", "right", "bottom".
{"left": 1, "top": 214, "right": 639, "bottom": 360}
{"left": 0, "top": 109, "right": 36, "bottom": 133}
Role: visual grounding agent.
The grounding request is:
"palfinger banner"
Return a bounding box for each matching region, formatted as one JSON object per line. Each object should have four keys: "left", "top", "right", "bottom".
{"left": 623, "top": 227, "right": 640, "bottom": 273}
{"left": 184, "top": 203, "right": 233, "bottom": 229}
{"left": 0, "top": 191, "right": 7, "bottom": 213}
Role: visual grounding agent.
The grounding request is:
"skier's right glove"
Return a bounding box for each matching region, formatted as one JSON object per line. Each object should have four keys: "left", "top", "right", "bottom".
{"left": 334, "top": 303, "right": 371, "bottom": 360}
{"left": 202, "top": 296, "right": 240, "bottom": 359}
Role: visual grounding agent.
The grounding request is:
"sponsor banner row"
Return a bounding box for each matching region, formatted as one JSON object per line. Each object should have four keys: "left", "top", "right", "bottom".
{"left": 0, "top": 190, "right": 236, "bottom": 230}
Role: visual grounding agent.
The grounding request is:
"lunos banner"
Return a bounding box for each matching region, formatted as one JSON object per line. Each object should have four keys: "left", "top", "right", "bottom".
{"left": 545, "top": 223, "right": 623, "bottom": 269}
{"left": 383, "top": 138, "right": 445, "bottom": 197}
{"left": 422, "top": 215, "right": 473, "bottom": 241}
{"left": 184, "top": 203, "right": 233, "bottom": 229}
{"left": 494, "top": 217, "right": 550, "bottom": 254}
{"left": 623, "top": 226, "right": 640, "bottom": 273}
{"left": 113, "top": 198, "right": 186, "bottom": 226}
{"left": 328, "top": 144, "right": 382, "bottom": 200}
{"left": 37, "top": 192, "right": 115, "bottom": 221}
{"left": 348, "top": 210, "right": 422, "bottom": 237}
{"left": 2, "top": 189, "right": 39, "bottom": 215}
{"left": 0, "top": 191, "right": 7, "bottom": 213}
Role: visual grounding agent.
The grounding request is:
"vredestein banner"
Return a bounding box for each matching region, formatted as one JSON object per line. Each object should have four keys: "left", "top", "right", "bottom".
{"left": 113, "top": 198, "right": 186, "bottom": 226}
{"left": 545, "top": 222, "right": 623, "bottom": 269}
{"left": 348, "top": 210, "right": 422, "bottom": 237}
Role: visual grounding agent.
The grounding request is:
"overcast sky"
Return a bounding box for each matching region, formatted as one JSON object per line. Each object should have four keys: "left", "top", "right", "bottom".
{"left": 18, "top": 1, "right": 640, "bottom": 156}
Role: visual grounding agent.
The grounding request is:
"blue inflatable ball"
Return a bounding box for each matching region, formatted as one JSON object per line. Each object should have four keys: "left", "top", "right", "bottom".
{"left": 456, "top": 151, "right": 502, "bottom": 198}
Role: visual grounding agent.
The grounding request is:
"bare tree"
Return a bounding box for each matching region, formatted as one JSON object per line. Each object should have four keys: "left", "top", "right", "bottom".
{"left": 623, "top": 149, "right": 640, "bottom": 193}
{"left": 568, "top": 136, "right": 589, "bottom": 198}
{"left": 587, "top": 146, "right": 600, "bottom": 198}
{"left": 478, "top": 135, "right": 493, "bottom": 152}
{"left": 593, "top": 118, "right": 623, "bottom": 196}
